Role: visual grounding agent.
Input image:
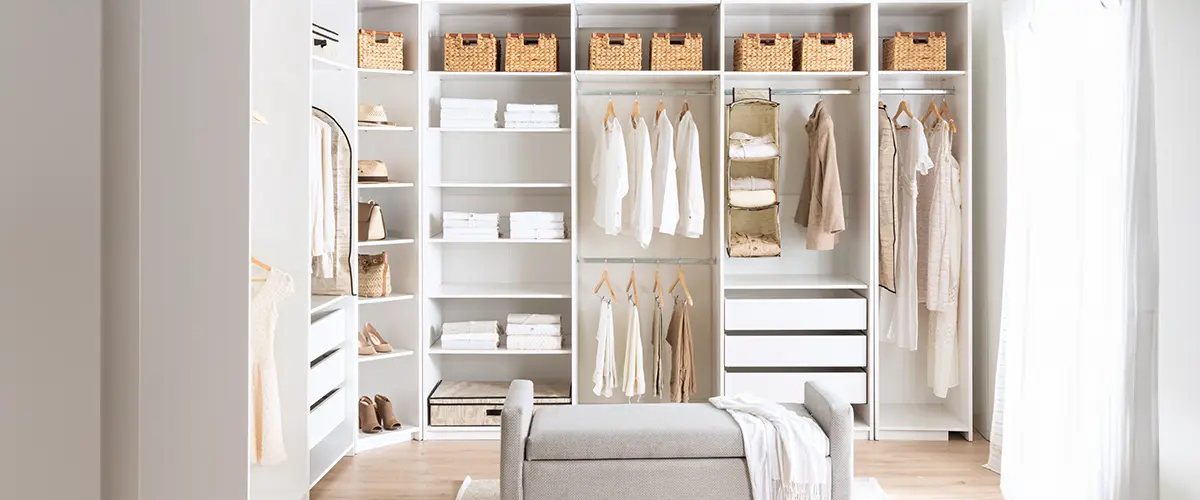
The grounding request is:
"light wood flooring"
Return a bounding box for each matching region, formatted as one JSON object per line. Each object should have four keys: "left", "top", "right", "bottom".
{"left": 311, "top": 434, "right": 1000, "bottom": 500}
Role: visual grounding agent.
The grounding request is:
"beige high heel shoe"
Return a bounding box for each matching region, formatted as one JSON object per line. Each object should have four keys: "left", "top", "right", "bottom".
{"left": 363, "top": 323, "right": 393, "bottom": 353}
{"left": 358, "top": 396, "right": 382, "bottom": 434}
{"left": 374, "top": 394, "right": 402, "bottom": 430}
{"left": 358, "top": 331, "right": 376, "bottom": 356}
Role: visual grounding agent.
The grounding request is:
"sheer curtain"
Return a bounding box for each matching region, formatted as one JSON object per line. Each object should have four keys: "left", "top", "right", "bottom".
{"left": 988, "top": 0, "right": 1159, "bottom": 499}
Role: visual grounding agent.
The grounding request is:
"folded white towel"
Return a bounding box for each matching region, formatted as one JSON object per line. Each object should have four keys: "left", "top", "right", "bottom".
{"left": 444, "top": 212, "right": 500, "bottom": 222}
{"left": 442, "top": 320, "right": 499, "bottom": 334}
{"left": 506, "top": 313, "right": 562, "bottom": 325}
{"left": 443, "top": 221, "right": 500, "bottom": 231}
{"left": 441, "top": 119, "right": 497, "bottom": 129}
{"left": 441, "top": 109, "right": 499, "bottom": 121}
{"left": 506, "top": 324, "right": 562, "bottom": 336}
{"left": 510, "top": 229, "right": 565, "bottom": 240}
{"left": 504, "top": 122, "right": 561, "bottom": 129}
{"left": 440, "top": 98, "right": 498, "bottom": 111}
{"left": 728, "top": 132, "right": 780, "bottom": 159}
{"left": 729, "top": 189, "right": 778, "bottom": 209}
{"left": 503, "top": 111, "right": 559, "bottom": 122}
{"left": 510, "top": 221, "right": 566, "bottom": 231}
{"left": 442, "top": 234, "right": 499, "bottom": 241}
{"left": 439, "top": 338, "right": 499, "bottom": 350}
{"left": 441, "top": 333, "right": 501, "bottom": 343}
{"left": 510, "top": 211, "right": 564, "bottom": 222}
{"left": 506, "top": 103, "right": 558, "bottom": 112}
{"left": 506, "top": 335, "right": 563, "bottom": 350}
{"left": 729, "top": 176, "right": 777, "bottom": 191}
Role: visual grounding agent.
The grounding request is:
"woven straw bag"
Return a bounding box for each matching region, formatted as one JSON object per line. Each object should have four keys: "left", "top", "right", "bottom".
{"left": 444, "top": 33, "right": 497, "bottom": 72}
{"left": 504, "top": 33, "right": 558, "bottom": 72}
{"left": 358, "top": 30, "right": 404, "bottom": 71}
{"left": 796, "top": 33, "right": 853, "bottom": 72}
{"left": 733, "top": 34, "right": 793, "bottom": 72}
{"left": 589, "top": 33, "right": 641, "bottom": 71}
{"left": 358, "top": 252, "right": 392, "bottom": 298}
{"left": 650, "top": 33, "right": 703, "bottom": 71}
{"left": 883, "top": 32, "right": 947, "bottom": 71}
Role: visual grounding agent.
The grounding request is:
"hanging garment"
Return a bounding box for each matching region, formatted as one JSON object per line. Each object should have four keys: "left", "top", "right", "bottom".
{"left": 666, "top": 296, "right": 696, "bottom": 402}
{"left": 884, "top": 120, "right": 934, "bottom": 351}
{"left": 795, "top": 100, "right": 846, "bottom": 251}
{"left": 592, "top": 298, "right": 617, "bottom": 397}
{"left": 676, "top": 110, "right": 705, "bottom": 238}
{"left": 250, "top": 268, "right": 295, "bottom": 465}
{"left": 710, "top": 394, "right": 831, "bottom": 500}
{"left": 621, "top": 295, "right": 646, "bottom": 398}
{"left": 651, "top": 112, "right": 680, "bottom": 235}
{"left": 923, "top": 122, "right": 963, "bottom": 398}
{"left": 651, "top": 294, "right": 666, "bottom": 399}
{"left": 626, "top": 115, "right": 654, "bottom": 248}
{"left": 878, "top": 104, "right": 899, "bottom": 293}
{"left": 591, "top": 116, "right": 630, "bottom": 235}
{"left": 310, "top": 117, "right": 336, "bottom": 277}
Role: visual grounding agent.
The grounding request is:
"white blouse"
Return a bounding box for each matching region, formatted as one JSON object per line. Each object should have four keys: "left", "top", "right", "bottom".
{"left": 591, "top": 116, "right": 629, "bottom": 235}
{"left": 676, "top": 111, "right": 705, "bottom": 238}
{"left": 651, "top": 112, "right": 680, "bottom": 235}
{"left": 626, "top": 115, "right": 654, "bottom": 248}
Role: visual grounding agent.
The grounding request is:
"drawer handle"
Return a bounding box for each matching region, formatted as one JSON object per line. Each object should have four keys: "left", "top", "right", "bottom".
{"left": 486, "top": 409, "right": 503, "bottom": 416}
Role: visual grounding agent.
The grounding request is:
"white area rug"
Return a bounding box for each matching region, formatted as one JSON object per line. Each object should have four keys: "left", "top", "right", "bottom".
{"left": 457, "top": 476, "right": 888, "bottom": 500}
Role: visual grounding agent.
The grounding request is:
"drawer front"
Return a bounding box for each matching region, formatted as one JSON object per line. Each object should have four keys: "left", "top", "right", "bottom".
{"left": 724, "top": 371, "right": 866, "bottom": 404}
{"left": 725, "top": 294, "right": 866, "bottom": 331}
{"left": 309, "top": 309, "right": 345, "bottom": 361}
{"left": 308, "top": 349, "right": 347, "bottom": 406}
{"left": 725, "top": 335, "right": 866, "bottom": 368}
{"left": 308, "top": 388, "right": 346, "bottom": 449}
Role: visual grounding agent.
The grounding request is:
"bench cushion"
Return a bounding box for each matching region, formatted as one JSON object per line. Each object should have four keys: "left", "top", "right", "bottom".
{"left": 526, "top": 402, "right": 818, "bottom": 461}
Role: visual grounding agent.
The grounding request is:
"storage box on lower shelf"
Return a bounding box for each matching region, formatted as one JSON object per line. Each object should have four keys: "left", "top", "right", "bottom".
{"left": 428, "top": 380, "right": 570, "bottom": 427}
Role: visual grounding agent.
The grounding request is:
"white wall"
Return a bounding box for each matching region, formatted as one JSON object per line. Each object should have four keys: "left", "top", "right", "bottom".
{"left": 1151, "top": 0, "right": 1200, "bottom": 497}
{"left": 0, "top": 2, "right": 102, "bottom": 500}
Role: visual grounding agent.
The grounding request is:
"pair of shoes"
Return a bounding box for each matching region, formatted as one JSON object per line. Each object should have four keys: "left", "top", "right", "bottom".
{"left": 358, "top": 394, "right": 403, "bottom": 433}
{"left": 357, "top": 323, "right": 393, "bottom": 356}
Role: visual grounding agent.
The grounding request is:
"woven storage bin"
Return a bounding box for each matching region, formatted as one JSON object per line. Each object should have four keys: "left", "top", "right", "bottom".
{"left": 358, "top": 252, "right": 392, "bottom": 298}
{"left": 589, "top": 33, "right": 641, "bottom": 71}
{"left": 357, "top": 30, "right": 404, "bottom": 71}
{"left": 796, "top": 32, "right": 853, "bottom": 72}
{"left": 650, "top": 33, "right": 703, "bottom": 71}
{"left": 428, "top": 380, "right": 570, "bottom": 427}
{"left": 883, "top": 31, "right": 947, "bottom": 71}
{"left": 727, "top": 206, "right": 782, "bottom": 258}
{"left": 733, "top": 34, "right": 793, "bottom": 72}
{"left": 444, "top": 33, "right": 497, "bottom": 72}
{"left": 505, "top": 33, "right": 558, "bottom": 72}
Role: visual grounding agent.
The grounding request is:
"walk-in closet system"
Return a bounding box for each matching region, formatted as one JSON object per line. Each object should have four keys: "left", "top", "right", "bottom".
{"left": 250, "top": 0, "right": 973, "bottom": 494}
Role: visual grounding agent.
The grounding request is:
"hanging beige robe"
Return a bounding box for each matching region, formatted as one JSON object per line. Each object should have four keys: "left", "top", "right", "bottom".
{"left": 794, "top": 101, "right": 846, "bottom": 250}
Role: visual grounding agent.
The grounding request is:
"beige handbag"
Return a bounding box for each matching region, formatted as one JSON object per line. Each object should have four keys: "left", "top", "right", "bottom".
{"left": 358, "top": 252, "right": 392, "bottom": 298}
{"left": 358, "top": 200, "right": 387, "bottom": 241}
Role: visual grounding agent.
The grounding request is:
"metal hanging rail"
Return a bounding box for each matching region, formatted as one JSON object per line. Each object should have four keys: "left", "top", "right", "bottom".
{"left": 577, "top": 257, "right": 717, "bottom": 265}
{"left": 880, "top": 88, "right": 956, "bottom": 95}
{"left": 577, "top": 89, "right": 716, "bottom": 96}
{"left": 722, "top": 88, "right": 859, "bottom": 96}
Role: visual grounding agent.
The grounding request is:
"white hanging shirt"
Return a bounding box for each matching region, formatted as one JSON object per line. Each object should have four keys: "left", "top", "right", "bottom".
{"left": 591, "top": 116, "right": 629, "bottom": 235}
{"left": 592, "top": 298, "right": 617, "bottom": 398}
{"left": 309, "top": 117, "right": 335, "bottom": 277}
{"left": 651, "top": 112, "right": 680, "bottom": 235}
{"left": 676, "top": 110, "right": 705, "bottom": 238}
{"left": 626, "top": 115, "right": 654, "bottom": 248}
{"left": 885, "top": 119, "right": 934, "bottom": 351}
{"left": 621, "top": 294, "right": 646, "bottom": 398}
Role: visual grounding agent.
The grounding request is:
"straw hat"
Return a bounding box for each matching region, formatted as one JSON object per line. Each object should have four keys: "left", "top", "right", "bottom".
{"left": 357, "top": 104, "right": 396, "bottom": 126}
{"left": 358, "top": 160, "right": 390, "bottom": 183}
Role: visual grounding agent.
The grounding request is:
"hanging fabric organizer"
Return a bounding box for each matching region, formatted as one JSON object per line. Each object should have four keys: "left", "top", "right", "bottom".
{"left": 726, "top": 91, "right": 781, "bottom": 258}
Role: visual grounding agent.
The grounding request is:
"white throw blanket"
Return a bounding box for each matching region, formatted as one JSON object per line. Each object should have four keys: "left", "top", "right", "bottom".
{"left": 709, "top": 394, "right": 831, "bottom": 500}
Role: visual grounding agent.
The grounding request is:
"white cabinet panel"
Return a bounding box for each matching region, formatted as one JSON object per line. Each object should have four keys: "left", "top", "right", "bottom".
{"left": 309, "top": 309, "right": 345, "bottom": 361}
{"left": 307, "top": 388, "right": 346, "bottom": 450}
{"left": 725, "top": 334, "right": 866, "bottom": 368}
{"left": 307, "top": 349, "right": 347, "bottom": 406}
{"left": 724, "top": 371, "right": 867, "bottom": 404}
{"left": 724, "top": 289, "right": 866, "bottom": 331}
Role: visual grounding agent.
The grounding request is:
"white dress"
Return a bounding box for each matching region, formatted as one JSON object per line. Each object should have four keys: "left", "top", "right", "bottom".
{"left": 924, "top": 122, "right": 962, "bottom": 398}
{"left": 885, "top": 120, "right": 934, "bottom": 351}
{"left": 592, "top": 298, "right": 617, "bottom": 398}
{"left": 621, "top": 294, "right": 646, "bottom": 398}
{"left": 626, "top": 115, "right": 654, "bottom": 248}
{"left": 651, "top": 112, "right": 680, "bottom": 235}
{"left": 250, "top": 268, "right": 295, "bottom": 465}
{"left": 676, "top": 110, "right": 705, "bottom": 238}
{"left": 592, "top": 116, "right": 629, "bottom": 235}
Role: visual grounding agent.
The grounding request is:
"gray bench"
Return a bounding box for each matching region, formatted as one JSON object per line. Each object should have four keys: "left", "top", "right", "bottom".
{"left": 500, "top": 380, "right": 853, "bottom": 500}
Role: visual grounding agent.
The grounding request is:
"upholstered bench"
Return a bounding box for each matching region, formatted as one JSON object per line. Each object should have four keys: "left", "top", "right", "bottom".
{"left": 499, "top": 380, "right": 853, "bottom": 500}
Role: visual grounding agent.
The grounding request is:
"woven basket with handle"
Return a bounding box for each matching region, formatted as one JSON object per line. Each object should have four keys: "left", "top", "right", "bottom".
{"left": 650, "top": 33, "right": 703, "bottom": 71}
{"left": 733, "top": 34, "right": 793, "bottom": 72}
{"left": 589, "top": 33, "right": 641, "bottom": 71}
{"left": 796, "top": 32, "right": 853, "bottom": 72}
{"left": 504, "top": 33, "right": 558, "bottom": 72}
{"left": 883, "top": 32, "right": 946, "bottom": 71}
{"left": 444, "top": 33, "right": 497, "bottom": 72}
{"left": 358, "top": 252, "right": 392, "bottom": 298}
{"left": 358, "top": 30, "right": 404, "bottom": 71}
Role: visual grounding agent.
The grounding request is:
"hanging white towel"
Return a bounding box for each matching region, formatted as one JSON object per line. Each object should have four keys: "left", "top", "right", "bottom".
{"left": 591, "top": 116, "right": 629, "bottom": 235}
{"left": 621, "top": 295, "right": 646, "bottom": 398}
{"left": 626, "top": 115, "right": 654, "bottom": 248}
{"left": 309, "top": 117, "right": 335, "bottom": 277}
{"left": 710, "top": 394, "right": 831, "bottom": 500}
{"left": 676, "top": 110, "right": 705, "bottom": 238}
{"left": 651, "top": 112, "right": 680, "bottom": 234}
{"left": 592, "top": 298, "right": 617, "bottom": 397}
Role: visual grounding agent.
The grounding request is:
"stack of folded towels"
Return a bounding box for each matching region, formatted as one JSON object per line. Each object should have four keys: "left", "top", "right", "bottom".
{"left": 439, "top": 321, "right": 500, "bottom": 350}
{"left": 503, "top": 103, "right": 559, "bottom": 129}
{"left": 443, "top": 212, "right": 499, "bottom": 240}
{"left": 728, "top": 132, "right": 779, "bottom": 159}
{"left": 728, "top": 177, "right": 778, "bottom": 209}
{"left": 440, "top": 98, "right": 497, "bottom": 129}
{"left": 509, "top": 211, "right": 565, "bottom": 240}
{"left": 504, "top": 313, "right": 563, "bottom": 350}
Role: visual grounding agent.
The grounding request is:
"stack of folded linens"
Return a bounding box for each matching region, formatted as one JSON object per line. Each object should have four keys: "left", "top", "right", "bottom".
{"left": 728, "top": 176, "right": 777, "bottom": 208}
{"left": 728, "top": 132, "right": 779, "bottom": 159}
{"left": 503, "top": 103, "right": 559, "bottom": 129}
{"left": 443, "top": 212, "right": 499, "bottom": 240}
{"left": 509, "top": 211, "right": 565, "bottom": 240}
{"left": 440, "top": 98, "right": 497, "bottom": 129}
{"left": 504, "top": 313, "right": 562, "bottom": 350}
{"left": 440, "top": 321, "right": 500, "bottom": 350}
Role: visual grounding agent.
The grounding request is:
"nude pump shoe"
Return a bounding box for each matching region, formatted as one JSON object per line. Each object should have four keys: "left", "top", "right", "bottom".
{"left": 374, "top": 394, "right": 402, "bottom": 430}
{"left": 358, "top": 331, "right": 376, "bottom": 356}
{"left": 358, "top": 396, "right": 382, "bottom": 434}
{"left": 363, "top": 323, "right": 393, "bottom": 353}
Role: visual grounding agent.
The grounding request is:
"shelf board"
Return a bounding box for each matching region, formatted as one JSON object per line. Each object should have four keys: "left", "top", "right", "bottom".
{"left": 357, "top": 349, "right": 415, "bottom": 363}
{"left": 359, "top": 181, "right": 415, "bottom": 189}
{"left": 358, "top": 235, "right": 416, "bottom": 247}
{"left": 358, "top": 125, "right": 414, "bottom": 132}
{"left": 428, "top": 127, "right": 569, "bottom": 133}
{"left": 428, "top": 283, "right": 571, "bottom": 299}
{"left": 724, "top": 274, "right": 867, "bottom": 290}
{"left": 356, "top": 426, "right": 419, "bottom": 453}
{"left": 429, "top": 71, "right": 571, "bottom": 80}
{"left": 310, "top": 295, "right": 352, "bottom": 314}
{"left": 312, "top": 55, "right": 352, "bottom": 72}
{"left": 877, "top": 403, "right": 971, "bottom": 432}
{"left": 724, "top": 70, "right": 868, "bottom": 80}
{"left": 429, "top": 342, "right": 571, "bottom": 355}
{"left": 879, "top": 70, "right": 967, "bottom": 77}
{"left": 358, "top": 292, "right": 415, "bottom": 305}
{"left": 430, "top": 235, "right": 569, "bottom": 244}
{"left": 575, "top": 70, "right": 720, "bottom": 83}
{"left": 358, "top": 67, "right": 414, "bottom": 77}
{"left": 430, "top": 182, "right": 570, "bottom": 189}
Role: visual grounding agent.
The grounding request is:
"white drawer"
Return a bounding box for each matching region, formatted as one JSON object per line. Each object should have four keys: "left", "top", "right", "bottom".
{"left": 724, "top": 371, "right": 866, "bottom": 404}
{"left": 309, "top": 309, "right": 345, "bottom": 361}
{"left": 725, "top": 334, "right": 866, "bottom": 368}
{"left": 308, "top": 388, "right": 346, "bottom": 450}
{"left": 725, "top": 289, "right": 866, "bottom": 331}
{"left": 308, "top": 349, "right": 347, "bottom": 406}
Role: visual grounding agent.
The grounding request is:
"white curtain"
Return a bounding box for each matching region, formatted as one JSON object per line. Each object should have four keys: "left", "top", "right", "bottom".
{"left": 988, "top": 1, "right": 1159, "bottom": 499}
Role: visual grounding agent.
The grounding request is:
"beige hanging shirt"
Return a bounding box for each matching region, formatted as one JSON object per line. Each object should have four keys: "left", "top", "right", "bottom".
{"left": 794, "top": 101, "right": 846, "bottom": 250}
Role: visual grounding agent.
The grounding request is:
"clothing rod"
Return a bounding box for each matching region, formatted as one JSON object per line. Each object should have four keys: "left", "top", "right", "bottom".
{"left": 722, "top": 89, "right": 858, "bottom": 96}
{"left": 577, "top": 257, "right": 717, "bottom": 265}
{"left": 577, "top": 90, "right": 716, "bottom": 96}
{"left": 880, "top": 89, "right": 956, "bottom": 95}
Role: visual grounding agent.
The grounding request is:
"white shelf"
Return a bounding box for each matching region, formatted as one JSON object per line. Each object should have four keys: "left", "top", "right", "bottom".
{"left": 430, "top": 235, "right": 569, "bottom": 244}
{"left": 358, "top": 235, "right": 416, "bottom": 247}
{"left": 358, "top": 125, "right": 415, "bottom": 132}
{"left": 879, "top": 70, "right": 968, "bottom": 77}
{"left": 312, "top": 55, "right": 352, "bottom": 72}
{"left": 428, "top": 283, "right": 571, "bottom": 299}
{"left": 429, "top": 71, "right": 571, "bottom": 80}
{"left": 724, "top": 71, "right": 868, "bottom": 81}
{"left": 428, "top": 127, "right": 570, "bottom": 133}
{"left": 576, "top": 70, "right": 720, "bottom": 83}
{"left": 356, "top": 426, "right": 419, "bottom": 453}
{"left": 359, "top": 181, "right": 415, "bottom": 189}
{"left": 430, "top": 182, "right": 570, "bottom": 189}
{"left": 877, "top": 403, "right": 971, "bottom": 432}
{"left": 429, "top": 343, "right": 571, "bottom": 355}
{"left": 357, "top": 349, "right": 415, "bottom": 363}
{"left": 358, "top": 67, "right": 414, "bottom": 77}
{"left": 310, "top": 295, "right": 352, "bottom": 315}
{"left": 358, "top": 292, "right": 415, "bottom": 305}
{"left": 723, "top": 274, "right": 867, "bottom": 290}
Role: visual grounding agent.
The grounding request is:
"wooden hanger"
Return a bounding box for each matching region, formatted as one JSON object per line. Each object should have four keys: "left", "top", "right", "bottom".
{"left": 678, "top": 100, "right": 690, "bottom": 121}
{"left": 631, "top": 97, "right": 642, "bottom": 123}
{"left": 251, "top": 256, "right": 272, "bottom": 282}
{"left": 656, "top": 95, "right": 667, "bottom": 120}
{"left": 593, "top": 268, "right": 616, "bottom": 301}
{"left": 653, "top": 269, "right": 663, "bottom": 304}
{"left": 604, "top": 98, "right": 616, "bottom": 131}
{"left": 939, "top": 100, "right": 958, "bottom": 133}
{"left": 626, "top": 268, "right": 639, "bottom": 307}
{"left": 921, "top": 100, "right": 943, "bottom": 127}
{"left": 893, "top": 99, "right": 914, "bottom": 123}
{"left": 669, "top": 266, "right": 693, "bottom": 306}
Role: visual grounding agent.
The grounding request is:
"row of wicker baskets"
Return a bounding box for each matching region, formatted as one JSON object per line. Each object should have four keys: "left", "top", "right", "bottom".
{"left": 444, "top": 33, "right": 561, "bottom": 72}
{"left": 587, "top": 33, "right": 705, "bottom": 71}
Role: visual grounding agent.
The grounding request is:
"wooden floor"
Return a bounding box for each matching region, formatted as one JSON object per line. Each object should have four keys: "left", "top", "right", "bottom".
{"left": 312, "top": 434, "right": 1000, "bottom": 500}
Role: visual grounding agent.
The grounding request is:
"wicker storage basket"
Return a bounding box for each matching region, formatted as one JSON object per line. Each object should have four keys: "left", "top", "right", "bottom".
{"left": 733, "top": 34, "right": 793, "bottom": 72}
{"left": 428, "top": 380, "right": 571, "bottom": 427}
{"left": 796, "top": 32, "right": 853, "bottom": 72}
{"left": 444, "top": 33, "right": 497, "bottom": 72}
{"left": 650, "top": 33, "right": 703, "bottom": 71}
{"left": 883, "top": 31, "right": 947, "bottom": 71}
{"left": 505, "top": 33, "right": 558, "bottom": 72}
{"left": 589, "top": 33, "right": 642, "bottom": 71}
{"left": 358, "top": 30, "right": 404, "bottom": 71}
{"left": 728, "top": 206, "right": 782, "bottom": 258}
{"left": 358, "top": 252, "right": 391, "bottom": 298}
